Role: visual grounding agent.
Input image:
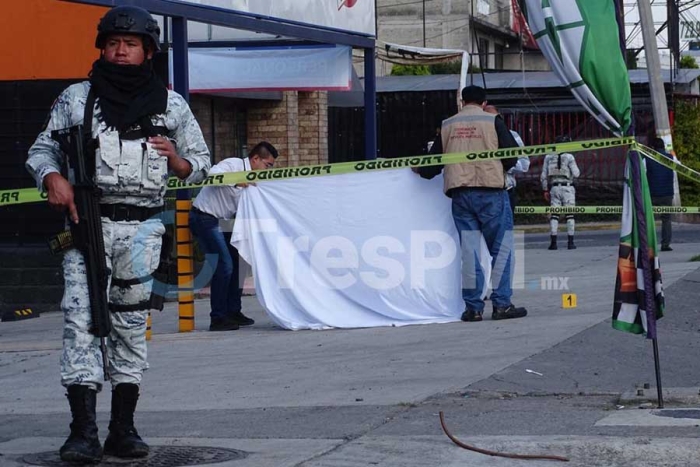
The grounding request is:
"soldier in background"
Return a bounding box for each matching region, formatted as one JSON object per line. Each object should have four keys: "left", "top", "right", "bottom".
{"left": 541, "top": 135, "right": 581, "bottom": 250}
{"left": 26, "top": 6, "right": 210, "bottom": 463}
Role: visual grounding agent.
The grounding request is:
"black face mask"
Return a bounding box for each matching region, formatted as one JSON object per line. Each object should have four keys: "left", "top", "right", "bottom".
{"left": 89, "top": 57, "right": 167, "bottom": 133}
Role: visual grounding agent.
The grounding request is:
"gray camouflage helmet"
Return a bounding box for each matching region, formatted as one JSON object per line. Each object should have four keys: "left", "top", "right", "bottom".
{"left": 95, "top": 6, "right": 161, "bottom": 51}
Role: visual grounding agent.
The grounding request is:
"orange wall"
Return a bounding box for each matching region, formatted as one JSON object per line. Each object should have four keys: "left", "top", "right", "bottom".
{"left": 0, "top": 0, "right": 108, "bottom": 81}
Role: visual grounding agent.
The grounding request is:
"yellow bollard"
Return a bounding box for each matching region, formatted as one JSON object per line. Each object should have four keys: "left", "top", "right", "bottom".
{"left": 146, "top": 312, "right": 152, "bottom": 341}
{"left": 176, "top": 199, "right": 196, "bottom": 332}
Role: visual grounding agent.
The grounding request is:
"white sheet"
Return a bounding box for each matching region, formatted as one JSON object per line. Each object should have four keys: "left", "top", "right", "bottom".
{"left": 231, "top": 169, "right": 491, "bottom": 330}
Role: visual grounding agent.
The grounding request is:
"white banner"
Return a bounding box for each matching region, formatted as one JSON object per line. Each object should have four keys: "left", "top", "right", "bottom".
{"left": 175, "top": 0, "right": 376, "bottom": 37}
{"left": 177, "top": 45, "right": 352, "bottom": 92}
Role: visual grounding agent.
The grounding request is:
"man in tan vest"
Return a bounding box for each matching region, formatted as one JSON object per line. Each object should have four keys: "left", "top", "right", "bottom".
{"left": 438, "top": 86, "right": 528, "bottom": 322}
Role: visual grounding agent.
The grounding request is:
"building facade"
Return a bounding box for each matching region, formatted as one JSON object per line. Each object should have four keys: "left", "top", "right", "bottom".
{"left": 0, "top": 1, "right": 330, "bottom": 312}
{"left": 0, "top": 1, "right": 330, "bottom": 244}
{"left": 374, "top": 0, "right": 549, "bottom": 75}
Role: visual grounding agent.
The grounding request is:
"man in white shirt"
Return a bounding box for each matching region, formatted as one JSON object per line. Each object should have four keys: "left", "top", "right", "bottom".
{"left": 190, "top": 142, "right": 279, "bottom": 331}
{"left": 484, "top": 105, "right": 530, "bottom": 217}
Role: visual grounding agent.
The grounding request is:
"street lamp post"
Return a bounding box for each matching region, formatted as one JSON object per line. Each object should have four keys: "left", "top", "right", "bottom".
{"left": 423, "top": 0, "right": 426, "bottom": 47}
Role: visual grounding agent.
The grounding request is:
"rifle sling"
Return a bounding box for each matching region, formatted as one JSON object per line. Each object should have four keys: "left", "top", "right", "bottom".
{"left": 111, "top": 276, "right": 153, "bottom": 288}
{"left": 109, "top": 300, "right": 151, "bottom": 313}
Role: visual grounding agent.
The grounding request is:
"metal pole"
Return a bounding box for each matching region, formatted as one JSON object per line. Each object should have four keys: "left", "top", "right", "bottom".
{"left": 668, "top": 0, "right": 680, "bottom": 74}
{"left": 171, "top": 16, "right": 196, "bottom": 333}
{"left": 172, "top": 17, "right": 189, "bottom": 100}
{"left": 637, "top": 0, "right": 680, "bottom": 205}
{"left": 423, "top": 0, "right": 426, "bottom": 47}
{"left": 614, "top": 0, "right": 627, "bottom": 66}
{"left": 470, "top": 0, "right": 474, "bottom": 84}
{"left": 638, "top": 0, "right": 671, "bottom": 141}
{"left": 364, "top": 46, "right": 377, "bottom": 160}
{"left": 653, "top": 338, "right": 665, "bottom": 408}
{"left": 619, "top": 1, "right": 664, "bottom": 411}
{"left": 630, "top": 148, "right": 664, "bottom": 410}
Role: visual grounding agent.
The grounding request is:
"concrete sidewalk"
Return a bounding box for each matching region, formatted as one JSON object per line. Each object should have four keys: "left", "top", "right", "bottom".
{"left": 1, "top": 232, "right": 699, "bottom": 466}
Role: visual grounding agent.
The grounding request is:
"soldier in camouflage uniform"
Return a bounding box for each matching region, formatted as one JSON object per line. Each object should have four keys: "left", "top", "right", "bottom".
{"left": 540, "top": 135, "right": 581, "bottom": 250}
{"left": 26, "top": 6, "right": 210, "bottom": 463}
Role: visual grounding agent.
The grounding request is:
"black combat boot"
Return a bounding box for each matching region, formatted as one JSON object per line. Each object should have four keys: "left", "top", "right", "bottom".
{"left": 60, "top": 385, "right": 103, "bottom": 463}
{"left": 548, "top": 235, "right": 558, "bottom": 250}
{"left": 567, "top": 235, "right": 576, "bottom": 250}
{"left": 104, "top": 383, "right": 150, "bottom": 458}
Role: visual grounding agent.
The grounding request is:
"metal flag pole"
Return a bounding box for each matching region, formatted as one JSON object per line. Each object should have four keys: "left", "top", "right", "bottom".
{"left": 615, "top": 0, "right": 664, "bottom": 409}
{"left": 629, "top": 149, "right": 664, "bottom": 408}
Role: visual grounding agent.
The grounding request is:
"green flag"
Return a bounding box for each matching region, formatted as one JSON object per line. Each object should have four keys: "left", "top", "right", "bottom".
{"left": 612, "top": 150, "right": 664, "bottom": 337}
{"left": 522, "top": 0, "right": 632, "bottom": 134}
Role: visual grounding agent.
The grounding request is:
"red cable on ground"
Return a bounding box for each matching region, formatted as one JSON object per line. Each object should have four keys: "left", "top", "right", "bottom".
{"left": 439, "top": 411, "right": 570, "bottom": 462}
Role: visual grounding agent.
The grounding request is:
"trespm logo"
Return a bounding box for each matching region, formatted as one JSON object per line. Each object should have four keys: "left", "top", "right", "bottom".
{"left": 540, "top": 276, "right": 570, "bottom": 291}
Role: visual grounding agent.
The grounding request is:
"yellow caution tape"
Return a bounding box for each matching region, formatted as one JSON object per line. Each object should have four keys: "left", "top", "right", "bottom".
{"left": 0, "top": 189, "right": 47, "bottom": 206}
{"left": 633, "top": 143, "right": 700, "bottom": 184}
{"left": 514, "top": 206, "right": 700, "bottom": 214}
{"left": 1, "top": 137, "right": 634, "bottom": 207}
{"left": 7, "top": 138, "right": 700, "bottom": 208}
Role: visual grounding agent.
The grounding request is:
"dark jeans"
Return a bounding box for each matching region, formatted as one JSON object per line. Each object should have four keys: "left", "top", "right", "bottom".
{"left": 507, "top": 188, "right": 516, "bottom": 218}
{"left": 452, "top": 189, "right": 514, "bottom": 311}
{"left": 652, "top": 195, "right": 673, "bottom": 248}
{"left": 189, "top": 209, "right": 242, "bottom": 321}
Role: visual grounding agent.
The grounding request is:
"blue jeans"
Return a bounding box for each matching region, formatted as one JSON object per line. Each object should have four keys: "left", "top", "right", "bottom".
{"left": 189, "top": 209, "right": 242, "bottom": 321}
{"left": 451, "top": 189, "right": 514, "bottom": 311}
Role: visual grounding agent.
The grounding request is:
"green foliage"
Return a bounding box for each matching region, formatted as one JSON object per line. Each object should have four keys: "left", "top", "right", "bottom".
{"left": 429, "top": 61, "right": 462, "bottom": 75}
{"left": 672, "top": 99, "right": 700, "bottom": 205}
{"left": 626, "top": 50, "right": 638, "bottom": 70}
{"left": 391, "top": 62, "right": 481, "bottom": 76}
{"left": 390, "top": 64, "right": 431, "bottom": 76}
{"left": 680, "top": 55, "right": 699, "bottom": 69}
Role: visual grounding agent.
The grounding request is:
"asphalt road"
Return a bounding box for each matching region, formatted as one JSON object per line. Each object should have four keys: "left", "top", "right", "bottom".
{"left": 1, "top": 230, "right": 699, "bottom": 466}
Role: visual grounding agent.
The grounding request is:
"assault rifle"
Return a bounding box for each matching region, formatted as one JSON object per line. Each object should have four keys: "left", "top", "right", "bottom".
{"left": 51, "top": 125, "right": 110, "bottom": 381}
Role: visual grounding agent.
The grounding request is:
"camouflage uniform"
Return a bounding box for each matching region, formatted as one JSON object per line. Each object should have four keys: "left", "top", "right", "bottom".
{"left": 27, "top": 81, "right": 210, "bottom": 391}
{"left": 540, "top": 152, "right": 580, "bottom": 236}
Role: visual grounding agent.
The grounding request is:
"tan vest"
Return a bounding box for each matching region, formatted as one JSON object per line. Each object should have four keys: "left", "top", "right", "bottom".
{"left": 441, "top": 105, "right": 505, "bottom": 193}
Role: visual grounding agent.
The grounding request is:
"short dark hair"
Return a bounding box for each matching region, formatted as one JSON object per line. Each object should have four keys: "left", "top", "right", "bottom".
{"left": 461, "top": 85, "right": 487, "bottom": 105}
{"left": 651, "top": 137, "right": 666, "bottom": 152}
{"left": 249, "top": 141, "right": 279, "bottom": 159}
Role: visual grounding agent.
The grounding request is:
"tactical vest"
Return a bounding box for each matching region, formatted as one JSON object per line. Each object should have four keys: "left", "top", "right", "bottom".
{"left": 85, "top": 89, "right": 170, "bottom": 198}
{"left": 441, "top": 106, "right": 505, "bottom": 192}
{"left": 544, "top": 153, "right": 574, "bottom": 183}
